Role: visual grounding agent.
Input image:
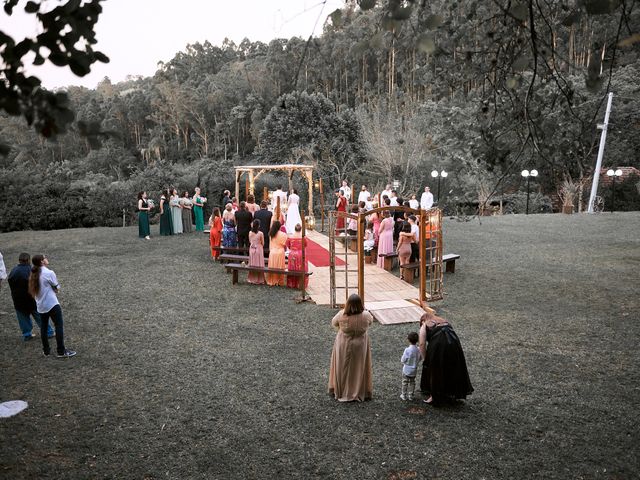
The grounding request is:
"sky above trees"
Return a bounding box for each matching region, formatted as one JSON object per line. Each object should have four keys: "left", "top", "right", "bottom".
{"left": 4, "top": 0, "right": 343, "bottom": 89}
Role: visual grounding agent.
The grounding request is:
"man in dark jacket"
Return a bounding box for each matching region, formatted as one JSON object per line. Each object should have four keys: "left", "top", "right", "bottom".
{"left": 234, "top": 201, "right": 254, "bottom": 248}
{"left": 253, "top": 201, "right": 273, "bottom": 252}
{"left": 7, "top": 252, "right": 54, "bottom": 341}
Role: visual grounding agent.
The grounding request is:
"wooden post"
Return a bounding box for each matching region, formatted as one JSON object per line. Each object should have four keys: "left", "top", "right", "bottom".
{"left": 234, "top": 170, "right": 240, "bottom": 203}
{"left": 319, "top": 178, "right": 325, "bottom": 232}
{"left": 307, "top": 170, "right": 313, "bottom": 222}
{"left": 263, "top": 186, "right": 268, "bottom": 203}
{"left": 419, "top": 209, "right": 427, "bottom": 307}
{"left": 288, "top": 169, "right": 293, "bottom": 194}
{"left": 245, "top": 178, "right": 250, "bottom": 201}
{"left": 298, "top": 209, "right": 308, "bottom": 302}
{"left": 357, "top": 211, "right": 365, "bottom": 302}
{"left": 249, "top": 170, "right": 255, "bottom": 196}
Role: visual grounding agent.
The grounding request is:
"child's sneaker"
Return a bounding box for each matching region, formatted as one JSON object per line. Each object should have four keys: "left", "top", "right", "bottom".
{"left": 56, "top": 349, "right": 77, "bottom": 358}
{"left": 400, "top": 394, "right": 407, "bottom": 401}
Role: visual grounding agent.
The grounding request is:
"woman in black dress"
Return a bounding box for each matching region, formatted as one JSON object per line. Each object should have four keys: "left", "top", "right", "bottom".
{"left": 419, "top": 312, "right": 473, "bottom": 405}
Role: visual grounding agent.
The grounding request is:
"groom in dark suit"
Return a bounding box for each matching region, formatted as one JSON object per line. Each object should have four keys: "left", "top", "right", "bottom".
{"left": 253, "top": 201, "right": 273, "bottom": 252}
{"left": 234, "top": 201, "right": 253, "bottom": 249}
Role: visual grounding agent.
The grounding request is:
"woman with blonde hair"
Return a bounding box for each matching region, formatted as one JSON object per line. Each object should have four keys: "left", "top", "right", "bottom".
{"left": 222, "top": 203, "right": 237, "bottom": 247}
{"left": 328, "top": 294, "right": 373, "bottom": 402}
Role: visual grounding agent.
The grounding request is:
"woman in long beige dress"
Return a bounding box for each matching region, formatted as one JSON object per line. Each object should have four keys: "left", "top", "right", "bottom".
{"left": 328, "top": 294, "right": 373, "bottom": 402}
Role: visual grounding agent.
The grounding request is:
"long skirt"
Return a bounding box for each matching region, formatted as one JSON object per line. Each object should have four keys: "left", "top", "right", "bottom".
{"left": 266, "top": 251, "right": 285, "bottom": 286}
{"left": 171, "top": 206, "right": 183, "bottom": 234}
{"left": 182, "top": 208, "right": 193, "bottom": 233}
{"left": 159, "top": 210, "right": 173, "bottom": 236}
{"left": 138, "top": 212, "right": 150, "bottom": 238}
{"left": 420, "top": 325, "right": 473, "bottom": 402}
{"left": 210, "top": 229, "right": 221, "bottom": 259}
{"left": 248, "top": 244, "right": 265, "bottom": 284}
{"left": 287, "top": 250, "right": 308, "bottom": 289}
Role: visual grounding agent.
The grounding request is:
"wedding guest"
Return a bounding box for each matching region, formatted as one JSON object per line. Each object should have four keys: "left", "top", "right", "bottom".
{"left": 209, "top": 208, "right": 223, "bottom": 259}
{"left": 286, "top": 224, "right": 308, "bottom": 289}
{"left": 335, "top": 189, "right": 347, "bottom": 234}
{"left": 396, "top": 222, "right": 413, "bottom": 270}
{"left": 245, "top": 194, "right": 260, "bottom": 214}
{"left": 235, "top": 201, "right": 253, "bottom": 249}
{"left": 381, "top": 184, "right": 393, "bottom": 201}
{"left": 222, "top": 203, "right": 237, "bottom": 248}
{"left": 230, "top": 197, "right": 239, "bottom": 211}
{"left": 8, "top": 253, "right": 54, "bottom": 341}
{"left": 193, "top": 187, "right": 206, "bottom": 231}
{"left": 328, "top": 294, "right": 373, "bottom": 402}
{"left": 0, "top": 251, "right": 6, "bottom": 291}
{"left": 400, "top": 332, "right": 421, "bottom": 401}
{"left": 248, "top": 219, "right": 265, "bottom": 284}
{"left": 347, "top": 205, "right": 359, "bottom": 236}
{"left": 408, "top": 215, "right": 419, "bottom": 262}
{"left": 419, "top": 312, "right": 473, "bottom": 405}
{"left": 339, "top": 180, "right": 352, "bottom": 202}
{"left": 137, "top": 191, "right": 151, "bottom": 240}
{"left": 28, "top": 255, "right": 76, "bottom": 358}
{"left": 170, "top": 188, "right": 183, "bottom": 234}
{"left": 180, "top": 191, "right": 193, "bottom": 233}
{"left": 363, "top": 222, "right": 375, "bottom": 254}
{"left": 376, "top": 210, "right": 394, "bottom": 268}
{"left": 159, "top": 189, "right": 173, "bottom": 236}
{"left": 266, "top": 221, "right": 287, "bottom": 286}
{"left": 409, "top": 194, "right": 420, "bottom": 210}
{"left": 222, "top": 190, "right": 232, "bottom": 208}
{"left": 358, "top": 185, "right": 370, "bottom": 204}
{"left": 420, "top": 186, "right": 434, "bottom": 210}
{"left": 253, "top": 201, "right": 273, "bottom": 252}
{"left": 390, "top": 190, "right": 399, "bottom": 207}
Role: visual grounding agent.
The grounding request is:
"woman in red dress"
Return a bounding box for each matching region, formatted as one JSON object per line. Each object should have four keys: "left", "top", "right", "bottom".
{"left": 286, "top": 223, "right": 308, "bottom": 289}
{"left": 335, "top": 189, "right": 348, "bottom": 234}
{"left": 209, "top": 208, "right": 223, "bottom": 259}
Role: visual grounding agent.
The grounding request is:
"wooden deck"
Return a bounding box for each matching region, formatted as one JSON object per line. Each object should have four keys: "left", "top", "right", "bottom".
{"left": 305, "top": 230, "right": 427, "bottom": 323}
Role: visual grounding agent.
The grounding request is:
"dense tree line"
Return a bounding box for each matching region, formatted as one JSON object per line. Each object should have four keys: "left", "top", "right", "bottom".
{"left": 1, "top": 0, "right": 639, "bottom": 231}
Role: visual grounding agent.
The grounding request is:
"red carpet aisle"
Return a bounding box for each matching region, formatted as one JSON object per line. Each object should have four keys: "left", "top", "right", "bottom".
{"left": 304, "top": 238, "right": 345, "bottom": 267}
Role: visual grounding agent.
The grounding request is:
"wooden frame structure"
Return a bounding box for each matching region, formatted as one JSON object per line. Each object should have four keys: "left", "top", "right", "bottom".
{"left": 328, "top": 206, "right": 443, "bottom": 308}
{"left": 234, "top": 164, "right": 315, "bottom": 209}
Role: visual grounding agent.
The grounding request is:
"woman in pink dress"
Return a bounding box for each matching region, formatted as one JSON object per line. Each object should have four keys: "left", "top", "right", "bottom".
{"left": 248, "top": 219, "right": 265, "bottom": 284}
{"left": 376, "top": 210, "right": 394, "bottom": 269}
{"left": 286, "top": 223, "right": 308, "bottom": 289}
{"left": 335, "top": 189, "right": 348, "bottom": 234}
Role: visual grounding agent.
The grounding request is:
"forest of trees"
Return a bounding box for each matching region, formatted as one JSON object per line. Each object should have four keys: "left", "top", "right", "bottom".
{"left": 1, "top": 0, "right": 639, "bottom": 232}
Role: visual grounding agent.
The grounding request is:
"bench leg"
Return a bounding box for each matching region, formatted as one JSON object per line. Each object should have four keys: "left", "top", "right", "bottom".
{"left": 402, "top": 267, "right": 414, "bottom": 283}
{"left": 232, "top": 269, "right": 239, "bottom": 285}
{"left": 445, "top": 260, "right": 455, "bottom": 273}
{"left": 383, "top": 257, "right": 393, "bottom": 271}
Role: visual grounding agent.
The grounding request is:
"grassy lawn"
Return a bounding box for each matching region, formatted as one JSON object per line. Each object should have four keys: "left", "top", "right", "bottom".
{"left": 1, "top": 213, "right": 639, "bottom": 479}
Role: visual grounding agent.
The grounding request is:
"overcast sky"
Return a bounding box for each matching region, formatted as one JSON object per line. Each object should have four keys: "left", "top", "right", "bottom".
{"left": 4, "top": 0, "right": 344, "bottom": 89}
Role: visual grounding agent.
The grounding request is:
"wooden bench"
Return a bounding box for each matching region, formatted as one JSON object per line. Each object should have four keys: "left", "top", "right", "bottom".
{"left": 224, "top": 263, "right": 312, "bottom": 285}
{"left": 378, "top": 252, "right": 398, "bottom": 271}
{"left": 218, "top": 253, "right": 270, "bottom": 265}
{"left": 400, "top": 254, "right": 461, "bottom": 283}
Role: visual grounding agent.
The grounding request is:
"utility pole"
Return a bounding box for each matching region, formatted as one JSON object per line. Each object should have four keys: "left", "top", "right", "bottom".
{"left": 587, "top": 92, "right": 614, "bottom": 213}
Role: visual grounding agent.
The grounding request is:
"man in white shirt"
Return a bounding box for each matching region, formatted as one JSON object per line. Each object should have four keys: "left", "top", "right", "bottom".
{"left": 420, "top": 186, "right": 434, "bottom": 210}
{"left": 408, "top": 194, "right": 420, "bottom": 210}
{"left": 270, "top": 185, "right": 288, "bottom": 211}
{"left": 381, "top": 184, "right": 392, "bottom": 202}
{"left": 357, "top": 185, "right": 370, "bottom": 204}
{"left": 389, "top": 190, "right": 399, "bottom": 207}
{"left": 339, "top": 180, "right": 351, "bottom": 202}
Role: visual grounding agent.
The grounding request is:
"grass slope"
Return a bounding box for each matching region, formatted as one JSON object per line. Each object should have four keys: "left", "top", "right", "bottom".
{"left": 1, "top": 213, "right": 639, "bottom": 479}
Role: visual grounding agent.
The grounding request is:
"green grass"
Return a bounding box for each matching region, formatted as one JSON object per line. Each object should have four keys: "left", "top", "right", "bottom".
{"left": 1, "top": 213, "right": 639, "bottom": 479}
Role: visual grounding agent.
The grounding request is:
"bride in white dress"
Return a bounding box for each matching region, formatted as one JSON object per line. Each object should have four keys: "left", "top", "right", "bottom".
{"left": 285, "top": 189, "right": 303, "bottom": 234}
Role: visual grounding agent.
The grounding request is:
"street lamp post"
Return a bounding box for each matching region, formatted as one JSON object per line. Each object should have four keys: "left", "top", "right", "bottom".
{"left": 431, "top": 170, "right": 448, "bottom": 205}
{"left": 521, "top": 169, "right": 539, "bottom": 215}
{"left": 606, "top": 169, "right": 623, "bottom": 212}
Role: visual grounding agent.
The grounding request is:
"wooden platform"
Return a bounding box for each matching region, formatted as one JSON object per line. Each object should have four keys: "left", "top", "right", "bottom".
{"left": 304, "top": 231, "right": 427, "bottom": 323}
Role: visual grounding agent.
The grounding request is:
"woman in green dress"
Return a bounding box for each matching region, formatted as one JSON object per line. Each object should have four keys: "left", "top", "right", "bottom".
{"left": 193, "top": 187, "right": 206, "bottom": 232}
{"left": 137, "top": 191, "right": 151, "bottom": 239}
{"left": 159, "top": 189, "right": 173, "bottom": 236}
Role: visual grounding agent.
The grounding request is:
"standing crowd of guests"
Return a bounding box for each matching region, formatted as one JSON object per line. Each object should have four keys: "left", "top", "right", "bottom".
{"left": 208, "top": 187, "right": 308, "bottom": 289}
{"left": 136, "top": 187, "right": 207, "bottom": 239}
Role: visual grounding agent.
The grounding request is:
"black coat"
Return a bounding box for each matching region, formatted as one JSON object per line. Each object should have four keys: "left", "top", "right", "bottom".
{"left": 235, "top": 209, "right": 254, "bottom": 235}
{"left": 253, "top": 208, "right": 273, "bottom": 248}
